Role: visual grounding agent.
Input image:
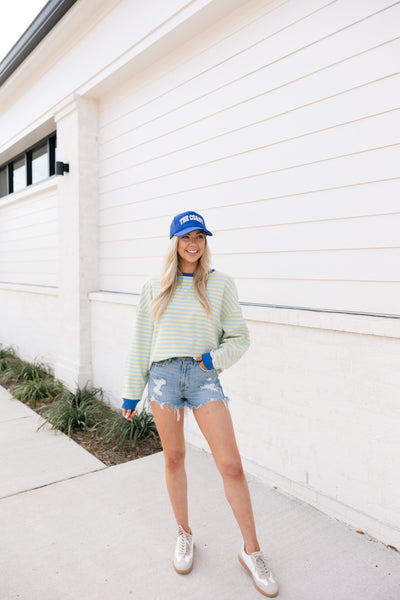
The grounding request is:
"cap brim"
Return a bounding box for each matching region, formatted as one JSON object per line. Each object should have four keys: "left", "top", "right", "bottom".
{"left": 174, "top": 226, "right": 213, "bottom": 237}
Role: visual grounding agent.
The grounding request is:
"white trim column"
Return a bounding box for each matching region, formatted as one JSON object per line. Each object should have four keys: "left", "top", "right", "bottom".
{"left": 54, "top": 94, "right": 99, "bottom": 388}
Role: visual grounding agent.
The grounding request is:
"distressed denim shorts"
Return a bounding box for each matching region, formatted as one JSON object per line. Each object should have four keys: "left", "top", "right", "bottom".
{"left": 148, "top": 357, "right": 229, "bottom": 413}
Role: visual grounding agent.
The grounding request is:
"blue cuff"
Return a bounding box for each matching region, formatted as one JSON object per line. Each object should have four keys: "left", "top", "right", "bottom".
{"left": 122, "top": 398, "right": 140, "bottom": 410}
{"left": 201, "top": 352, "right": 214, "bottom": 370}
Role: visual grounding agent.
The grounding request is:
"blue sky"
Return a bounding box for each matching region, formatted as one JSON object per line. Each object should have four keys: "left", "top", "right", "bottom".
{"left": 0, "top": 1, "right": 48, "bottom": 63}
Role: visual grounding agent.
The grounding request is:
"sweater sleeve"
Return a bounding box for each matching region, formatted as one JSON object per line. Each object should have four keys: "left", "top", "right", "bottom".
{"left": 209, "top": 276, "right": 250, "bottom": 370}
{"left": 122, "top": 398, "right": 140, "bottom": 410}
{"left": 121, "top": 280, "right": 155, "bottom": 402}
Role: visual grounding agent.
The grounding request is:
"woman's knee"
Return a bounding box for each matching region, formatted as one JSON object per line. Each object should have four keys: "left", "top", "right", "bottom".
{"left": 218, "top": 456, "right": 244, "bottom": 479}
{"left": 163, "top": 448, "right": 186, "bottom": 472}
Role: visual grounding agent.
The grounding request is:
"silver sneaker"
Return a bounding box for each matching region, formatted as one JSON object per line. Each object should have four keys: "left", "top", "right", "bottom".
{"left": 173, "top": 526, "right": 194, "bottom": 574}
{"left": 238, "top": 543, "right": 279, "bottom": 597}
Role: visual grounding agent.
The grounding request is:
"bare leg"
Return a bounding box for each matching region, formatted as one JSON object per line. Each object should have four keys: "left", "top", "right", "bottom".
{"left": 194, "top": 401, "right": 260, "bottom": 553}
{"left": 151, "top": 402, "right": 190, "bottom": 533}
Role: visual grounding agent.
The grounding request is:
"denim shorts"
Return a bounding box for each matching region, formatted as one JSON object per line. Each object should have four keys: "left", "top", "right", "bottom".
{"left": 148, "top": 357, "right": 229, "bottom": 413}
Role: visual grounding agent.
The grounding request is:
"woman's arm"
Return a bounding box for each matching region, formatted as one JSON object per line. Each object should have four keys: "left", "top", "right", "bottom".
{"left": 121, "top": 280, "right": 155, "bottom": 407}
{"left": 205, "top": 276, "right": 250, "bottom": 370}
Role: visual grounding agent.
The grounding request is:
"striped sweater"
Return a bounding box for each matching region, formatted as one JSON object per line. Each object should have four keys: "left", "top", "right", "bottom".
{"left": 122, "top": 271, "right": 250, "bottom": 410}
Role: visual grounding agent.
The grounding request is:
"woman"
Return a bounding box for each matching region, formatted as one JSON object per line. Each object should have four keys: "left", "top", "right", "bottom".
{"left": 122, "top": 210, "right": 279, "bottom": 598}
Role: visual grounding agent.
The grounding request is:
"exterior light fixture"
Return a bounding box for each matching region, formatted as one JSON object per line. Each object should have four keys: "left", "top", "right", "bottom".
{"left": 55, "top": 161, "right": 69, "bottom": 175}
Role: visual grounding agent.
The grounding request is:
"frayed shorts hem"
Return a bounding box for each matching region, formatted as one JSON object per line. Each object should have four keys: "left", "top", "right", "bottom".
{"left": 149, "top": 397, "right": 230, "bottom": 421}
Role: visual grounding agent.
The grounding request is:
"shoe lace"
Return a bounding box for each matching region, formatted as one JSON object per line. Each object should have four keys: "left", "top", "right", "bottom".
{"left": 178, "top": 527, "right": 191, "bottom": 556}
{"left": 252, "top": 551, "right": 272, "bottom": 578}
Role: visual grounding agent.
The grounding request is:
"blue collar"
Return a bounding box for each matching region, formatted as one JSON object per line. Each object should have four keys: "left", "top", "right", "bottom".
{"left": 180, "top": 269, "right": 215, "bottom": 277}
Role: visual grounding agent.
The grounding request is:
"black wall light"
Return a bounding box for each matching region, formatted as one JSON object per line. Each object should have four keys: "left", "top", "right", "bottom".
{"left": 55, "top": 161, "right": 69, "bottom": 175}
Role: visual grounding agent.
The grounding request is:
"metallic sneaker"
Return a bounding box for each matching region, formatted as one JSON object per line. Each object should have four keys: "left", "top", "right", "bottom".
{"left": 173, "top": 526, "right": 194, "bottom": 574}
{"left": 238, "top": 543, "right": 279, "bottom": 597}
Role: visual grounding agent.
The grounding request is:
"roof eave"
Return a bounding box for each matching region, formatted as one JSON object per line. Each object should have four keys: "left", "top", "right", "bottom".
{"left": 0, "top": 0, "right": 78, "bottom": 88}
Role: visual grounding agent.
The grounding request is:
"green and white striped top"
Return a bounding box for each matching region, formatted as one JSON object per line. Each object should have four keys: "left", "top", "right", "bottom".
{"left": 122, "top": 270, "right": 250, "bottom": 406}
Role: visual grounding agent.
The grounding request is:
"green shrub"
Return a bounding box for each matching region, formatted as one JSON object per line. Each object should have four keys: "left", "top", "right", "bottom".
{"left": 0, "top": 359, "right": 22, "bottom": 384}
{"left": 15, "top": 360, "right": 50, "bottom": 381}
{"left": 0, "top": 359, "right": 50, "bottom": 385}
{"left": 0, "top": 347, "right": 19, "bottom": 381}
{"left": 100, "top": 407, "right": 159, "bottom": 448}
{"left": 0, "top": 345, "right": 16, "bottom": 359}
{"left": 12, "top": 378, "right": 64, "bottom": 408}
{"left": 39, "top": 384, "right": 111, "bottom": 437}
{"left": 0, "top": 357, "right": 14, "bottom": 374}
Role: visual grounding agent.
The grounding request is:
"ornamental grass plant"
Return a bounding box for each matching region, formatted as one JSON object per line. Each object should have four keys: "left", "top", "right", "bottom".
{"left": 39, "top": 384, "right": 111, "bottom": 437}
{"left": 0, "top": 357, "right": 13, "bottom": 375}
{"left": 100, "top": 407, "right": 159, "bottom": 449}
{"left": 9, "top": 360, "right": 49, "bottom": 382}
{"left": 0, "top": 358, "right": 51, "bottom": 386}
{"left": 1, "top": 354, "right": 62, "bottom": 408}
{"left": 0, "top": 345, "right": 20, "bottom": 383}
{"left": 0, "top": 346, "right": 16, "bottom": 359}
{"left": 12, "top": 377, "right": 64, "bottom": 408}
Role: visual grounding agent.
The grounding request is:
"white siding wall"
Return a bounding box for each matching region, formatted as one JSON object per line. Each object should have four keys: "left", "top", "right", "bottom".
{"left": 0, "top": 181, "right": 59, "bottom": 364}
{"left": 0, "top": 182, "right": 58, "bottom": 288}
{"left": 0, "top": 287, "right": 59, "bottom": 364}
{"left": 0, "top": 0, "right": 399, "bottom": 548}
{"left": 98, "top": 0, "right": 400, "bottom": 315}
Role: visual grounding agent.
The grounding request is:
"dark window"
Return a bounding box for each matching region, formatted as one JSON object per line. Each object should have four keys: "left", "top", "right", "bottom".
{"left": 0, "top": 133, "right": 56, "bottom": 199}
{"left": 0, "top": 167, "right": 7, "bottom": 197}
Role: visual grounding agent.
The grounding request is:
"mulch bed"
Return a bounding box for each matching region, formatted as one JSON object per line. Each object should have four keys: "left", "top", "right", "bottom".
{"left": 0, "top": 385, "right": 160, "bottom": 468}
{"left": 68, "top": 428, "right": 163, "bottom": 466}
{"left": 31, "top": 402, "right": 163, "bottom": 467}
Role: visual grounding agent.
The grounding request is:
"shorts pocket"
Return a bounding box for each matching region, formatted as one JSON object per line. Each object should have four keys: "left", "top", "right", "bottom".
{"left": 195, "top": 360, "right": 214, "bottom": 373}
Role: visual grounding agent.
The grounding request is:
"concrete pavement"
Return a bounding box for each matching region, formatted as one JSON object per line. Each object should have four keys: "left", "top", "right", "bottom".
{"left": 1, "top": 384, "right": 399, "bottom": 600}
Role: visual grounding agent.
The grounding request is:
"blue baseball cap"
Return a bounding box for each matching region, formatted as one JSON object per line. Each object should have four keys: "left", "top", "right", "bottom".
{"left": 170, "top": 211, "right": 213, "bottom": 239}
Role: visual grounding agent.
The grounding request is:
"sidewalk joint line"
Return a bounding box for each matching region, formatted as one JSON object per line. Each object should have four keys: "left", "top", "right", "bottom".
{"left": 0, "top": 414, "right": 37, "bottom": 424}
{"left": 0, "top": 465, "right": 109, "bottom": 501}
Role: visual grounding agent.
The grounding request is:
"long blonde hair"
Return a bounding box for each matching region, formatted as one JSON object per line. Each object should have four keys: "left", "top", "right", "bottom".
{"left": 151, "top": 236, "right": 212, "bottom": 321}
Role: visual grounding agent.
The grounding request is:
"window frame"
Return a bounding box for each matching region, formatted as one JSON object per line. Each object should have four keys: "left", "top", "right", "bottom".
{"left": 0, "top": 133, "right": 57, "bottom": 199}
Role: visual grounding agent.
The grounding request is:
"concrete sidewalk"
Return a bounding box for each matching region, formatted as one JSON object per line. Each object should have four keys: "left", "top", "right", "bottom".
{"left": 0, "top": 385, "right": 399, "bottom": 600}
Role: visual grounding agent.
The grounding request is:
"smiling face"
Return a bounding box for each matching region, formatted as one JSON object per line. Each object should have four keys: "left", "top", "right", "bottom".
{"left": 177, "top": 230, "right": 206, "bottom": 273}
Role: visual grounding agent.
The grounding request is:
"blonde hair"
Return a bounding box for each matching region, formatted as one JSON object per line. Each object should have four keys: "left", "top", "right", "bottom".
{"left": 151, "top": 235, "right": 212, "bottom": 321}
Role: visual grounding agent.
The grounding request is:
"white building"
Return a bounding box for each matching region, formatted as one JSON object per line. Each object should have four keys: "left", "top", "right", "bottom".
{"left": 1, "top": 0, "right": 399, "bottom": 548}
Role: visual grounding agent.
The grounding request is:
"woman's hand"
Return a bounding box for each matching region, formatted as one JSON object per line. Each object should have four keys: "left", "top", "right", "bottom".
{"left": 122, "top": 408, "right": 137, "bottom": 421}
{"left": 195, "top": 356, "right": 208, "bottom": 371}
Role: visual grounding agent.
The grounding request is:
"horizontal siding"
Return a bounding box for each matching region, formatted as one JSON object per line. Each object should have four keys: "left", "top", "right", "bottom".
{"left": 99, "top": 109, "right": 400, "bottom": 193}
{"left": 100, "top": 212, "right": 399, "bottom": 252}
{"left": 97, "top": 0, "right": 400, "bottom": 314}
{"left": 99, "top": 247, "right": 400, "bottom": 283}
{"left": 0, "top": 190, "right": 58, "bottom": 287}
{"left": 234, "top": 280, "right": 400, "bottom": 315}
{"left": 99, "top": 72, "right": 400, "bottom": 180}
{"left": 99, "top": 0, "right": 397, "bottom": 143}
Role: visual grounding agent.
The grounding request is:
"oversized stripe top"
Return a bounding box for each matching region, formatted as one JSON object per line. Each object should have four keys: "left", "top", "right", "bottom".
{"left": 122, "top": 270, "right": 250, "bottom": 410}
